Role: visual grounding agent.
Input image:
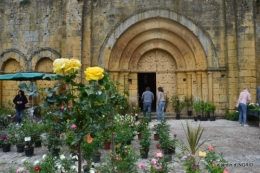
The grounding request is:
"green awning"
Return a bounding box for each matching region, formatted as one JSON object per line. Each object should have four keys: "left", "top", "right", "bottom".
{"left": 0, "top": 72, "right": 57, "bottom": 81}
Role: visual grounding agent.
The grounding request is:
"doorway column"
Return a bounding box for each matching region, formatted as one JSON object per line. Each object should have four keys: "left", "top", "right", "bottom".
{"left": 196, "top": 72, "right": 202, "bottom": 100}
{"left": 207, "top": 72, "right": 213, "bottom": 102}
{"left": 186, "top": 73, "right": 192, "bottom": 97}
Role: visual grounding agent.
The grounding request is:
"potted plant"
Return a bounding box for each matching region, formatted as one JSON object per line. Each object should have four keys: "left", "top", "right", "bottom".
{"left": 171, "top": 95, "right": 185, "bottom": 119}
{"left": 0, "top": 128, "right": 15, "bottom": 152}
{"left": 139, "top": 126, "right": 151, "bottom": 159}
{"left": 156, "top": 120, "right": 176, "bottom": 155}
{"left": 208, "top": 102, "right": 216, "bottom": 121}
{"left": 193, "top": 100, "right": 202, "bottom": 121}
{"left": 115, "top": 125, "right": 135, "bottom": 145}
{"left": 182, "top": 122, "right": 207, "bottom": 155}
{"left": 82, "top": 135, "right": 102, "bottom": 164}
{"left": 152, "top": 119, "right": 168, "bottom": 141}
{"left": 184, "top": 95, "right": 194, "bottom": 116}
{"left": 164, "top": 93, "right": 169, "bottom": 112}
{"left": 135, "top": 117, "right": 149, "bottom": 140}
{"left": 8, "top": 124, "right": 27, "bottom": 153}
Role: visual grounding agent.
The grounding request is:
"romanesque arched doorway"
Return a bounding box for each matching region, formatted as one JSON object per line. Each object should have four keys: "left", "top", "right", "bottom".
{"left": 99, "top": 9, "right": 220, "bottom": 114}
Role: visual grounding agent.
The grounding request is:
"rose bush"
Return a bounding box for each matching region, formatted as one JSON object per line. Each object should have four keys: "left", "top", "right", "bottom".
{"left": 40, "top": 58, "right": 128, "bottom": 173}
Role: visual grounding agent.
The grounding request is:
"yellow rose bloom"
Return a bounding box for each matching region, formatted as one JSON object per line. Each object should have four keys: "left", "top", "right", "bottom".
{"left": 84, "top": 67, "right": 104, "bottom": 81}
{"left": 199, "top": 151, "right": 206, "bottom": 158}
{"left": 53, "top": 58, "right": 69, "bottom": 75}
{"left": 65, "top": 59, "right": 81, "bottom": 73}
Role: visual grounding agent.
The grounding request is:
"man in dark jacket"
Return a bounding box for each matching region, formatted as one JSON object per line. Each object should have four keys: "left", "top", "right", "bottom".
{"left": 141, "top": 87, "right": 154, "bottom": 122}
{"left": 13, "top": 90, "right": 28, "bottom": 125}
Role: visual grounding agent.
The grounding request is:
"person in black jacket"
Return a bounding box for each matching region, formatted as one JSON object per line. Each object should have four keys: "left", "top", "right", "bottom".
{"left": 13, "top": 90, "right": 28, "bottom": 125}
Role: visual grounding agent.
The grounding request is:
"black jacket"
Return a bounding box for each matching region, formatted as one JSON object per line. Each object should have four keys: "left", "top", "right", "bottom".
{"left": 13, "top": 95, "right": 28, "bottom": 110}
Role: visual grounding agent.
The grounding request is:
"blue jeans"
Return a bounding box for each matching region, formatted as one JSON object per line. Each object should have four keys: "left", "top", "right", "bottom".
{"left": 143, "top": 102, "right": 152, "bottom": 122}
{"left": 238, "top": 103, "right": 247, "bottom": 124}
{"left": 157, "top": 101, "right": 165, "bottom": 120}
{"left": 16, "top": 109, "right": 24, "bottom": 124}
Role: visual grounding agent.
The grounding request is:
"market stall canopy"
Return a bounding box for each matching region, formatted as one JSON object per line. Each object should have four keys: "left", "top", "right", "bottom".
{"left": 0, "top": 72, "right": 57, "bottom": 81}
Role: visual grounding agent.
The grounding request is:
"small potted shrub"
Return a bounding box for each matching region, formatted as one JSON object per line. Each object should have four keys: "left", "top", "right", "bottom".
{"left": 135, "top": 117, "right": 148, "bottom": 140}
{"left": 171, "top": 95, "right": 185, "bottom": 119}
{"left": 0, "top": 128, "right": 15, "bottom": 152}
{"left": 139, "top": 126, "right": 151, "bottom": 159}
{"left": 184, "top": 95, "right": 194, "bottom": 116}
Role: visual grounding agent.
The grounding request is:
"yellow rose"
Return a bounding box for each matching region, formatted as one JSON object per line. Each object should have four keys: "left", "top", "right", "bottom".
{"left": 53, "top": 58, "right": 69, "bottom": 75}
{"left": 84, "top": 67, "right": 104, "bottom": 81}
{"left": 199, "top": 151, "right": 206, "bottom": 158}
{"left": 65, "top": 59, "right": 81, "bottom": 73}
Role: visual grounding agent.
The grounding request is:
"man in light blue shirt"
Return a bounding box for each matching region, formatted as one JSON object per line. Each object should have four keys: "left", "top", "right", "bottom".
{"left": 141, "top": 87, "right": 154, "bottom": 122}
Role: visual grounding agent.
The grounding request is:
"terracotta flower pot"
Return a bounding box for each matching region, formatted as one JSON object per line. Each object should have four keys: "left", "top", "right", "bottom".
{"left": 154, "top": 134, "right": 159, "bottom": 141}
{"left": 104, "top": 141, "right": 111, "bottom": 150}
{"left": 138, "top": 133, "right": 142, "bottom": 140}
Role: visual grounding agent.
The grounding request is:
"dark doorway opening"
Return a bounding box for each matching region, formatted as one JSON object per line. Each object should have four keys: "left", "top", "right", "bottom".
{"left": 138, "top": 73, "right": 156, "bottom": 112}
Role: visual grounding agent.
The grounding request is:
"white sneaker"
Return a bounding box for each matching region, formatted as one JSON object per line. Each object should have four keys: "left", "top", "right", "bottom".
{"left": 244, "top": 124, "right": 249, "bottom": 127}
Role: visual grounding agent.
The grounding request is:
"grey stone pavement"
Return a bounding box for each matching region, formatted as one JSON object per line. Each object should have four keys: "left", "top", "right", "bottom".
{"left": 0, "top": 119, "right": 259, "bottom": 173}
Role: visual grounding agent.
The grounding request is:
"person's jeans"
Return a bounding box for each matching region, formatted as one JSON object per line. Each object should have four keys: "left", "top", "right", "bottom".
{"left": 16, "top": 109, "right": 24, "bottom": 124}
{"left": 157, "top": 101, "right": 165, "bottom": 120}
{"left": 239, "top": 103, "right": 247, "bottom": 124}
{"left": 143, "top": 102, "right": 152, "bottom": 122}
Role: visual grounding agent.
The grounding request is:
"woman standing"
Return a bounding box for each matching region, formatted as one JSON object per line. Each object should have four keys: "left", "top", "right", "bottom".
{"left": 236, "top": 88, "right": 251, "bottom": 127}
{"left": 157, "top": 87, "right": 165, "bottom": 121}
{"left": 13, "top": 90, "right": 28, "bottom": 125}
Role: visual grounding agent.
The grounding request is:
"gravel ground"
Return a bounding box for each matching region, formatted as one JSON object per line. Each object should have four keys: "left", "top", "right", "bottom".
{"left": 0, "top": 119, "right": 259, "bottom": 173}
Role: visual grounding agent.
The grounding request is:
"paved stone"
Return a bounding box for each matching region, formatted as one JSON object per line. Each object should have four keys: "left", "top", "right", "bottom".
{"left": 0, "top": 119, "right": 259, "bottom": 173}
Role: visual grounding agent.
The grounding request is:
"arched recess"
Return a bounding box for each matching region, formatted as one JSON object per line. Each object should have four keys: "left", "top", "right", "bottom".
{"left": 35, "top": 57, "right": 56, "bottom": 105}
{"left": 0, "top": 49, "right": 27, "bottom": 71}
{"left": 99, "top": 9, "right": 219, "bottom": 70}
{"left": 29, "top": 47, "right": 61, "bottom": 71}
{"left": 1, "top": 59, "right": 21, "bottom": 104}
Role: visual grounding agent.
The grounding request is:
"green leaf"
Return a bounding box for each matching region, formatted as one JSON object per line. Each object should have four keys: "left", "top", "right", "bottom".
{"left": 18, "top": 82, "right": 28, "bottom": 91}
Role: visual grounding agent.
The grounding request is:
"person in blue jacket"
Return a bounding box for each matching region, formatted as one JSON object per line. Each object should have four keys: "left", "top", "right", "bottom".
{"left": 141, "top": 87, "right": 154, "bottom": 122}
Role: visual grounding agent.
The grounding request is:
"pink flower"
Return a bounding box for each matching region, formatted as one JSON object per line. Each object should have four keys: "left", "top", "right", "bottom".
{"left": 208, "top": 145, "right": 214, "bottom": 151}
{"left": 60, "top": 106, "right": 65, "bottom": 110}
{"left": 68, "top": 105, "right": 72, "bottom": 109}
{"left": 156, "top": 152, "right": 163, "bottom": 158}
{"left": 138, "top": 163, "right": 146, "bottom": 169}
{"left": 223, "top": 169, "right": 229, "bottom": 173}
{"left": 71, "top": 124, "right": 77, "bottom": 129}
{"left": 151, "top": 158, "right": 158, "bottom": 164}
{"left": 1, "top": 135, "right": 7, "bottom": 140}
{"left": 16, "top": 167, "right": 26, "bottom": 173}
{"left": 154, "top": 165, "right": 162, "bottom": 170}
{"left": 83, "top": 160, "right": 87, "bottom": 166}
{"left": 181, "top": 155, "right": 187, "bottom": 160}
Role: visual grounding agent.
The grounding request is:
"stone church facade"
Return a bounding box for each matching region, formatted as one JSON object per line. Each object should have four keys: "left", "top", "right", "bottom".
{"left": 0, "top": 0, "right": 260, "bottom": 116}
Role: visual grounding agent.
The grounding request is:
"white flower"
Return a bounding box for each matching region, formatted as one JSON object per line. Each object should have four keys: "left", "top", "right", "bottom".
{"left": 71, "top": 154, "right": 78, "bottom": 160}
{"left": 70, "top": 165, "right": 78, "bottom": 172}
{"left": 42, "top": 154, "right": 47, "bottom": 159}
{"left": 33, "top": 160, "right": 39, "bottom": 165}
{"left": 21, "top": 158, "right": 27, "bottom": 163}
{"left": 90, "top": 168, "right": 96, "bottom": 173}
{"left": 60, "top": 154, "right": 66, "bottom": 160}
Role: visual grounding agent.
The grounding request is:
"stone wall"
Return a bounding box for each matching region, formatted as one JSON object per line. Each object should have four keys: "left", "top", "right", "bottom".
{"left": 0, "top": 0, "right": 258, "bottom": 115}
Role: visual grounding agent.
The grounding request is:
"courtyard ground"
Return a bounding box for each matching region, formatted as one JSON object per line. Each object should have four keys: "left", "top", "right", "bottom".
{"left": 0, "top": 119, "right": 259, "bottom": 173}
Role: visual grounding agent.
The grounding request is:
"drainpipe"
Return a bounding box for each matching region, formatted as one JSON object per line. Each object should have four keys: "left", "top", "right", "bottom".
{"left": 80, "top": 0, "right": 86, "bottom": 82}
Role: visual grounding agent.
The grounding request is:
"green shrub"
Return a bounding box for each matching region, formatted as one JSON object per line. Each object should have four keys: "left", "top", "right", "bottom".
{"left": 225, "top": 110, "right": 239, "bottom": 121}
